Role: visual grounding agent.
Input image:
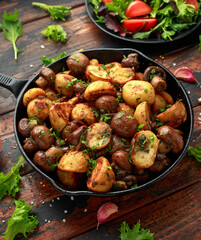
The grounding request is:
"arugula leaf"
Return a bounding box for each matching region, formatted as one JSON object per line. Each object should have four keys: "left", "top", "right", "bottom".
{"left": 89, "top": 0, "right": 105, "bottom": 23}
{"left": 0, "top": 156, "right": 24, "bottom": 200}
{"left": 188, "top": 146, "right": 201, "bottom": 162}
{"left": 2, "top": 199, "right": 39, "bottom": 240}
{"left": 119, "top": 220, "right": 154, "bottom": 240}
{"left": 40, "top": 51, "right": 67, "bottom": 66}
{"left": 32, "top": 2, "right": 71, "bottom": 21}
{"left": 41, "top": 25, "right": 67, "bottom": 42}
{"left": 0, "top": 9, "right": 23, "bottom": 60}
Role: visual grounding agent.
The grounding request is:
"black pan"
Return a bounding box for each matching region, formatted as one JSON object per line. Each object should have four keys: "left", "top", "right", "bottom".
{"left": 0, "top": 48, "right": 194, "bottom": 197}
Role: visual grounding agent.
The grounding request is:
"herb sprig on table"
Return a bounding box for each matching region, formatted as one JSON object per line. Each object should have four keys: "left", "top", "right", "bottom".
{"left": 188, "top": 146, "right": 201, "bottom": 162}
{"left": 40, "top": 51, "right": 67, "bottom": 66}
{"left": 0, "top": 156, "right": 24, "bottom": 200}
{"left": 2, "top": 199, "right": 39, "bottom": 240}
{"left": 0, "top": 9, "right": 23, "bottom": 60}
{"left": 41, "top": 25, "right": 67, "bottom": 42}
{"left": 32, "top": 2, "right": 71, "bottom": 21}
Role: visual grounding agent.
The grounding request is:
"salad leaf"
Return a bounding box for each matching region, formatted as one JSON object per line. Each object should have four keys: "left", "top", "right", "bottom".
{"left": 2, "top": 199, "right": 39, "bottom": 240}
{"left": 188, "top": 146, "right": 201, "bottom": 162}
{"left": 119, "top": 220, "right": 154, "bottom": 240}
{"left": 0, "top": 9, "right": 23, "bottom": 60}
{"left": 40, "top": 51, "right": 67, "bottom": 66}
{"left": 0, "top": 156, "right": 24, "bottom": 200}
{"left": 89, "top": 0, "right": 105, "bottom": 23}
{"left": 41, "top": 25, "right": 67, "bottom": 42}
{"left": 32, "top": 2, "right": 71, "bottom": 21}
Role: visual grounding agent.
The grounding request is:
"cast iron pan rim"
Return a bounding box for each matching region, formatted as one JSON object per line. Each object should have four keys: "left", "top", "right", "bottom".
{"left": 85, "top": 0, "right": 201, "bottom": 44}
{"left": 14, "top": 47, "right": 194, "bottom": 197}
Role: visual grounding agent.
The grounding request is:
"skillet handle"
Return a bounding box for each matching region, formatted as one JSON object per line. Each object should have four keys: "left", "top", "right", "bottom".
{"left": 0, "top": 73, "right": 28, "bottom": 98}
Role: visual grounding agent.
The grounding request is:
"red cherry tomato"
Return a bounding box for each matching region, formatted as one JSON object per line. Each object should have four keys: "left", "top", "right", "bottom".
{"left": 123, "top": 18, "right": 157, "bottom": 33}
{"left": 126, "top": 1, "right": 152, "bottom": 18}
{"left": 103, "top": 0, "right": 112, "bottom": 3}
{"left": 185, "top": 0, "right": 198, "bottom": 11}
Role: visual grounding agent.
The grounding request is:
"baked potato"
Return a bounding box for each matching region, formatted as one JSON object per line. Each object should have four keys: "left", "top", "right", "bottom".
{"left": 134, "top": 101, "right": 151, "bottom": 130}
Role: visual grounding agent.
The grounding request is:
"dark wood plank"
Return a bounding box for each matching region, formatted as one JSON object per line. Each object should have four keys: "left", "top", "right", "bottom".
{"left": 0, "top": 0, "right": 84, "bottom": 24}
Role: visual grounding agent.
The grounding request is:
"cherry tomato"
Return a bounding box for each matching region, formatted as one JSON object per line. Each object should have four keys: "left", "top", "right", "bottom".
{"left": 185, "top": 0, "right": 198, "bottom": 11}
{"left": 123, "top": 18, "right": 157, "bottom": 33}
{"left": 103, "top": 0, "right": 112, "bottom": 3}
{"left": 126, "top": 1, "right": 152, "bottom": 18}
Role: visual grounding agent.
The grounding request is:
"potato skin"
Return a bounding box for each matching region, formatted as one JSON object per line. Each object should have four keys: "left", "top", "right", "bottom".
{"left": 58, "top": 150, "right": 89, "bottom": 173}
{"left": 109, "top": 67, "right": 135, "bottom": 85}
{"left": 49, "top": 102, "right": 73, "bottom": 132}
{"left": 84, "top": 81, "right": 117, "bottom": 101}
{"left": 95, "top": 95, "right": 119, "bottom": 113}
{"left": 66, "top": 53, "right": 89, "bottom": 74}
{"left": 27, "top": 96, "right": 52, "bottom": 121}
{"left": 134, "top": 102, "right": 151, "bottom": 130}
{"left": 55, "top": 72, "right": 74, "bottom": 98}
{"left": 71, "top": 103, "right": 96, "bottom": 125}
{"left": 111, "top": 112, "right": 138, "bottom": 137}
{"left": 156, "top": 100, "right": 187, "bottom": 128}
{"left": 122, "top": 80, "right": 155, "bottom": 107}
{"left": 87, "top": 157, "right": 115, "bottom": 192}
{"left": 152, "top": 94, "right": 167, "bottom": 114}
{"left": 131, "top": 131, "right": 159, "bottom": 169}
{"left": 23, "top": 88, "right": 46, "bottom": 107}
{"left": 86, "top": 65, "right": 111, "bottom": 82}
{"left": 118, "top": 103, "right": 134, "bottom": 116}
{"left": 86, "top": 122, "right": 112, "bottom": 150}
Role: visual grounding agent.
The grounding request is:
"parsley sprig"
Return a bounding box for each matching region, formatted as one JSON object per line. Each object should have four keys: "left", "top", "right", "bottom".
{"left": 32, "top": 2, "right": 71, "bottom": 21}
{"left": 41, "top": 25, "right": 67, "bottom": 42}
{"left": 40, "top": 51, "right": 67, "bottom": 66}
{"left": 188, "top": 146, "right": 201, "bottom": 162}
{"left": 0, "top": 9, "right": 23, "bottom": 60}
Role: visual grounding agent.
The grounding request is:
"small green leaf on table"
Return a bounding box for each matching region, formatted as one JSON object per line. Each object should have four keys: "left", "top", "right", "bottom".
{"left": 41, "top": 25, "right": 67, "bottom": 42}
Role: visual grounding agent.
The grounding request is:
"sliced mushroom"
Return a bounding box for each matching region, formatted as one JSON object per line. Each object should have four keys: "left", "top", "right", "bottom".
{"left": 121, "top": 53, "right": 139, "bottom": 71}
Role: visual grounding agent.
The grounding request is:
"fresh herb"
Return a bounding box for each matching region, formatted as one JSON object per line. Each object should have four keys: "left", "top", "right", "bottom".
{"left": 0, "top": 9, "right": 23, "bottom": 60}
{"left": 144, "top": 88, "right": 148, "bottom": 93}
{"left": 116, "top": 113, "right": 124, "bottom": 119}
{"left": 126, "top": 115, "right": 135, "bottom": 120}
{"left": 89, "top": 0, "right": 105, "bottom": 23}
{"left": 137, "top": 124, "right": 144, "bottom": 132}
{"left": 116, "top": 95, "right": 122, "bottom": 103}
{"left": 136, "top": 134, "right": 150, "bottom": 153}
{"left": 87, "top": 158, "right": 97, "bottom": 176}
{"left": 0, "top": 156, "right": 24, "bottom": 200}
{"left": 51, "top": 131, "right": 61, "bottom": 139}
{"left": 100, "top": 114, "right": 111, "bottom": 122}
{"left": 119, "top": 220, "right": 154, "bottom": 240}
{"left": 49, "top": 163, "right": 58, "bottom": 170}
{"left": 32, "top": 2, "right": 71, "bottom": 21}
{"left": 149, "top": 135, "right": 155, "bottom": 148}
{"left": 28, "top": 116, "right": 42, "bottom": 125}
{"left": 2, "top": 199, "right": 39, "bottom": 240}
{"left": 41, "top": 25, "right": 67, "bottom": 42}
{"left": 40, "top": 51, "right": 67, "bottom": 66}
{"left": 188, "top": 146, "right": 201, "bottom": 162}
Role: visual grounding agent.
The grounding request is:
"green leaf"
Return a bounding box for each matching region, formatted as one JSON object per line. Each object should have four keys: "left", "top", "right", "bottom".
{"left": 188, "top": 146, "right": 201, "bottom": 162}
{"left": 0, "top": 9, "right": 23, "bottom": 60}
{"left": 89, "top": 0, "right": 105, "bottom": 23}
{"left": 41, "top": 25, "right": 67, "bottom": 42}
{"left": 40, "top": 51, "right": 67, "bottom": 66}
{"left": 132, "top": 31, "right": 151, "bottom": 40}
{"left": 32, "top": 2, "right": 71, "bottom": 21}
{"left": 119, "top": 220, "right": 154, "bottom": 240}
{"left": 0, "top": 156, "right": 24, "bottom": 200}
{"left": 2, "top": 199, "right": 39, "bottom": 240}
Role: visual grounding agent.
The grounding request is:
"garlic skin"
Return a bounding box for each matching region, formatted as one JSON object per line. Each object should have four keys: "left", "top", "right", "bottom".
{"left": 97, "top": 202, "right": 118, "bottom": 229}
{"left": 174, "top": 67, "right": 198, "bottom": 84}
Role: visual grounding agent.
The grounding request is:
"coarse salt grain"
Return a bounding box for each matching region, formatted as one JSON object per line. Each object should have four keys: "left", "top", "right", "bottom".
{"left": 70, "top": 196, "right": 74, "bottom": 201}
{"left": 42, "top": 201, "right": 45, "bottom": 204}
{"left": 188, "top": 91, "right": 190, "bottom": 94}
{"left": 2, "top": 220, "right": 5, "bottom": 223}
{"left": 40, "top": 45, "right": 45, "bottom": 49}
{"left": 64, "top": 210, "right": 68, "bottom": 213}
{"left": 48, "top": 220, "right": 50, "bottom": 223}
{"left": 57, "top": 197, "right": 60, "bottom": 200}
{"left": 30, "top": 201, "right": 34, "bottom": 205}
{"left": 40, "top": 182, "right": 43, "bottom": 184}
{"left": 49, "top": 204, "right": 52, "bottom": 207}
{"left": 198, "top": 117, "right": 201, "bottom": 121}
{"left": 45, "top": 219, "right": 47, "bottom": 222}
{"left": 192, "top": 139, "right": 195, "bottom": 142}
{"left": 63, "top": 219, "right": 66, "bottom": 222}
{"left": 173, "top": 63, "right": 176, "bottom": 66}
{"left": 52, "top": 199, "right": 54, "bottom": 203}
{"left": 30, "top": 64, "right": 33, "bottom": 68}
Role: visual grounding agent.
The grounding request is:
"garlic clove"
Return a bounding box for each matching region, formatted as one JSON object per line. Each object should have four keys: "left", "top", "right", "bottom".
{"left": 174, "top": 67, "right": 198, "bottom": 84}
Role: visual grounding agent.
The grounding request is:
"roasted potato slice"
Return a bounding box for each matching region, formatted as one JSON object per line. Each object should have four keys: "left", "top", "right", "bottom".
{"left": 84, "top": 81, "right": 117, "bottom": 101}
{"left": 134, "top": 101, "right": 151, "bottom": 130}
{"left": 131, "top": 131, "right": 159, "bottom": 169}
{"left": 109, "top": 67, "right": 135, "bottom": 85}
{"left": 71, "top": 103, "right": 96, "bottom": 125}
{"left": 105, "top": 62, "right": 121, "bottom": 71}
{"left": 49, "top": 102, "right": 73, "bottom": 132}
{"left": 156, "top": 100, "right": 187, "bottom": 128}
{"left": 67, "top": 96, "right": 79, "bottom": 105}
{"left": 23, "top": 88, "right": 46, "bottom": 107}
{"left": 58, "top": 150, "right": 89, "bottom": 173}
{"left": 89, "top": 59, "right": 99, "bottom": 66}
{"left": 152, "top": 94, "right": 167, "bottom": 114}
{"left": 122, "top": 80, "right": 155, "bottom": 107}
{"left": 158, "top": 91, "right": 174, "bottom": 105}
{"left": 86, "top": 122, "right": 112, "bottom": 150}
{"left": 27, "top": 96, "right": 52, "bottom": 121}
{"left": 55, "top": 72, "right": 74, "bottom": 98}
{"left": 87, "top": 157, "right": 115, "bottom": 192}
{"left": 118, "top": 103, "right": 135, "bottom": 116}
{"left": 44, "top": 87, "right": 57, "bottom": 101}
{"left": 57, "top": 169, "right": 85, "bottom": 189}
{"left": 86, "top": 65, "right": 111, "bottom": 82}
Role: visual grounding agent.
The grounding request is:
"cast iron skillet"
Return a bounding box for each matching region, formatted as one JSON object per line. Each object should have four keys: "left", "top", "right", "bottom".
{"left": 0, "top": 48, "right": 194, "bottom": 196}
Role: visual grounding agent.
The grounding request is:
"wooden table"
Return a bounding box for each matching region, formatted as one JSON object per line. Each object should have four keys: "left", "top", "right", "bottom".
{"left": 0, "top": 1, "right": 201, "bottom": 239}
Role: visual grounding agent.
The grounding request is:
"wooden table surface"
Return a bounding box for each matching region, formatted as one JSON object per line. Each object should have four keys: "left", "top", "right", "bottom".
{"left": 0, "top": 1, "right": 201, "bottom": 239}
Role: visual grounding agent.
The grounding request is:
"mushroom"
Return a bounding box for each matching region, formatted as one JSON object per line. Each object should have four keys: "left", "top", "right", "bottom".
{"left": 33, "top": 146, "right": 64, "bottom": 172}
{"left": 40, "top": 67, "right": 56, "bottom": 84}
{"left": 66, "top": 53, "right": 90, "bottom": 74}
{"left": 121, "top": 53, "right": 139, "bottom": 71}
{"left": 157, "top": 126, "right": 184, "bottom": 154}
{"left": 144, "top": 66, "right": 167, "bottom": 92}
{"left": 18, "top": 118, "right": 38, "bottom": 138}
